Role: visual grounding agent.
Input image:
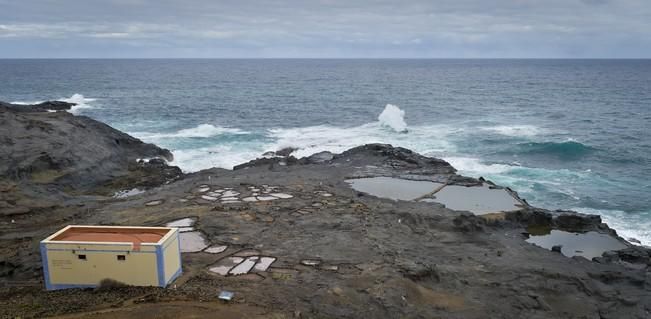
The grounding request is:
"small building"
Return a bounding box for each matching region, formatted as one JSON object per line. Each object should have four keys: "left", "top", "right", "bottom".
{"left": 40, "top": 225, "right": 182, "bottom": 290}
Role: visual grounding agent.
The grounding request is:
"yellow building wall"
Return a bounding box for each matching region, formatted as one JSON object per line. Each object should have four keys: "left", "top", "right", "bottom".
{"left": 161, "top": 232, "right": 182, "bottom": 283}
{"left": 45, "top": 244, "right": 159, "bottom": 287}
{"left": 42, "top": 228, "right": 182, "bottom": 289}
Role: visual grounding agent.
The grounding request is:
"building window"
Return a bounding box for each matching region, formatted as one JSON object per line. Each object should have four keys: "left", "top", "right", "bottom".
{"left": 117, "top": 255, "right": 126, "bottom": 261}
{"left": 78, "top": 254, "right": 87, "bottom": 260}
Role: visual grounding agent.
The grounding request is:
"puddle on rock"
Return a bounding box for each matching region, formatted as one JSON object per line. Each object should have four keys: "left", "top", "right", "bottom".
{"left": 204, "top": 245, "right": 228, "bottom": 254}
{"left": 179, "top": 231, "right": 209, "bottom": 253}
{"left": 113, "top": 188, "right": 145, "bottom": 198}
{"left": 345, "top": 177, "right": 443, "bottom": 201}
{"left": 270, "top": 193, "right": 293, "bottom": 199}
{"left": 196, "top": 187, "right": 210, "bottom": 193}
{"left": 300, "top": 259, "right": 321, "bottom": 266}
{"left": 526, "top": 229, "right": 627, "bottom": 259}
{"left": 428, "top": 184, "right": 522, "bottom": 214}
{"left": 201, "top": 195, "right": 218, "bottom": 201}
{"left": 145, "top": 200, "right": 163, "bottom": 206}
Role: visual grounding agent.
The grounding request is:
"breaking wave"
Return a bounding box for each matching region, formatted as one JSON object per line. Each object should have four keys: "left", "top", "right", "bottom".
{"left": 169, "top": 145, "right": 263, "bottom": 172}
{"left": 265, "top": 122, "right": 456, "bottom": 160}
{"left": 378, "top": 104, "right": 408, "bottom": 133}
{"left": 11, "top": 93, "right": 97, "bottom": 114}
{"left": 443, "top": 157, "right": 514, "bottom": 175}
{"left": 132, "top": 124, "right": 249, "bottom": 140}
{"left": 9, "top": 99, "right": 44, "bottom": 105}
{"left": 61, "top": 94, "right": 97, "bottom": 114}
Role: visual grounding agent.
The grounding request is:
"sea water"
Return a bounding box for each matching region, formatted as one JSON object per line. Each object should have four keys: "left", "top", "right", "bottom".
{"left": 1, "top": 59, "right": 650, "bottom": 244}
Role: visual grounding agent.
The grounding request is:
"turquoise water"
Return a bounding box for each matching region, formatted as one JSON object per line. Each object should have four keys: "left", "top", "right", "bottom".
{"left": 1, "top": 59, "right": 650, "bottom": 244}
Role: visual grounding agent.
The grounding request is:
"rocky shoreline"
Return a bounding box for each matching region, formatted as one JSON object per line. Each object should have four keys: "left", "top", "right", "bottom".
{"left": 0, "top": 101, "right": 650, "bottom": 318}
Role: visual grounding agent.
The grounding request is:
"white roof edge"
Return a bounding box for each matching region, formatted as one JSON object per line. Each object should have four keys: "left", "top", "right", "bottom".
{"left": 41, "top": 225, "right": 174, "bottom": 245}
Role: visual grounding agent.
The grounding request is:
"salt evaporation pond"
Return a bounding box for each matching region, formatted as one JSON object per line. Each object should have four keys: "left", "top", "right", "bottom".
{"left": 526, "top": 230, "right": 627, "bottom": 259}
{"left": 345, "top": 177, "right": 443, "bottom": 201}
{"left": 179, "top": 231, "right": 209, "bottom": 253}
{"left": 166, "top": 217, "right": 196, "bottom": 232}
{"left": 346, "top": 177, "right": 522, "bottom": 215}
{"left": 431, "top": 184, "right": 522, "bottom": 214}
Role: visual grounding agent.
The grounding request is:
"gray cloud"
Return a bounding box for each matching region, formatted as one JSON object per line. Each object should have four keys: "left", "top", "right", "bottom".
{"left": 0, "top": 0, "right": 650, "bottom": 58}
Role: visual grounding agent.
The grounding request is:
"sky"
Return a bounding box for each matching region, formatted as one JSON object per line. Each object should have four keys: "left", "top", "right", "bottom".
{"left": 0, "top": 0, "right": 650, "bottom": 58}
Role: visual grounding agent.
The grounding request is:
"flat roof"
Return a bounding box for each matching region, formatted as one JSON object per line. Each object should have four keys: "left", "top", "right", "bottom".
{"left": 42, "top": 225, "right": 175, "bottom": 246}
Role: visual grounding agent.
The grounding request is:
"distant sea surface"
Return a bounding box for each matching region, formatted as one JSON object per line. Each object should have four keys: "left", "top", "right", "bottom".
{"left": 2, "top": 59, "right": 650, "bottom": 244}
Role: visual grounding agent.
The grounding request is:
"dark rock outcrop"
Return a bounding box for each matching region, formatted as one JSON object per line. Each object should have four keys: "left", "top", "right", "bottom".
{"left": 0, "top": 100, "right": 181, "bottom": 196}
{"left": 335, "top": 143, "right": 456, "bottom": 175}
{"left": 235, "top": 143, "right": 457, "bottom": 177}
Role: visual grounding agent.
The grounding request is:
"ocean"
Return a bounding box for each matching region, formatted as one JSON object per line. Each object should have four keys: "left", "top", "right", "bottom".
{"left": 1, "top": 59, "right": 650, "bottom": 245}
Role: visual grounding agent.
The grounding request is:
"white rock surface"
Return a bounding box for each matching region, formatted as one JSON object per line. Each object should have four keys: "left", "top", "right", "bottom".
{"left": 229, "top": 257, "right": 258, "bottom": 275}
{"left": 222, "top": 190, "right": 240, "bottom": 197}
{"left": 209, "top": 257, "right": 244, "bottom": 275}
{"left": 180, "top": 231, "right": 209, "bottom": 253}
{"left": 166, "top": 217, "right": 196, "bottom": 228}
{"left": 254, "top": 257, "right": 276, "bottom": 272}
{"left": 270, "top": 193, "right": 293, "bottom": 199}
{"left": 204, "top": 245, "right": 228, "bottom": 254}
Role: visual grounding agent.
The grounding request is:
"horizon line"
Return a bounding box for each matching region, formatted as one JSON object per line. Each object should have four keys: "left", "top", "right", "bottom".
{"left": 1, "top": 57, "right": 650, "bottom": 60}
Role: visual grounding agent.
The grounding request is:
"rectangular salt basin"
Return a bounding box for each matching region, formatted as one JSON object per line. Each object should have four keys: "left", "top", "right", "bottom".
{"left": 430, "top": 184, "right": 522, "bottom": 214}
{"left": 345, "top": 177, "right": 443, "bottom": 201}
{"left": 179, "top": 231, "right": 209, "bottom": 253}
{"left": 229, "top": 257, "right": 258, "bottom": 275}
{"left": 253, "top": 257, "right": 276, "bottom": 272}
{"left": 526, "top": 230, "right": 627, "bottom": 259}
{"left": 209, "top": 257, "right": 244, "bottom": 275}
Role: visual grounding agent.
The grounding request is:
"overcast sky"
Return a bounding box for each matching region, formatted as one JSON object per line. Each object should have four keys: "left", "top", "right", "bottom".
{"left": 1, "top": 0, "right": 650, "bottom": 58}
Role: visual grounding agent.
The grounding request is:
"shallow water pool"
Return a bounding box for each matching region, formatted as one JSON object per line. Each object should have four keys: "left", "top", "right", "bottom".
{"left": 345, "top": 177, "right": 443, "bottom": 201}
{"left": 526, "top": 229, "right": 627, "bottom": 259}
{"left": 430, "top": 184, "right": 522, "bottom": 214}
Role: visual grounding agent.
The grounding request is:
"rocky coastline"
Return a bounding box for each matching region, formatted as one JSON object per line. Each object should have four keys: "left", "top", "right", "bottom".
{"left": 0, "top": 101, "right": 650, "bottom": 318}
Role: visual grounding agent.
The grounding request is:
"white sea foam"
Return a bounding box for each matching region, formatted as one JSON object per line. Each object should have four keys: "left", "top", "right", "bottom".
{"left": 133, "top": 124, "right": 248, "bottom": 140}
{"left": 265, "top": 122, "right": 456, "bottom": 160}
{"left": 480, "top": 125, "right": 543, "bottom": 137}
{"left": 10, "top": 100, "right": 44, "bottom": 105}
{"left": 157, "top": 104, "right": 461, "bottom": 171}
{"left": 11, "top": 93, "right": 97, "bottom": 114}
{"left": 378, "top": 104, "right": 408, "bottom": 133}
{"left": 443, "top": 157, "right": 514, "bottom": 175}
{"left": 60, "top": 94, "right": 97, "bottom": 114}
{"left": 572, "top": 207, "right": 651, "bottom": 247}
{"left": 170, "top": 145, "right": 263, "bottom": 172}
